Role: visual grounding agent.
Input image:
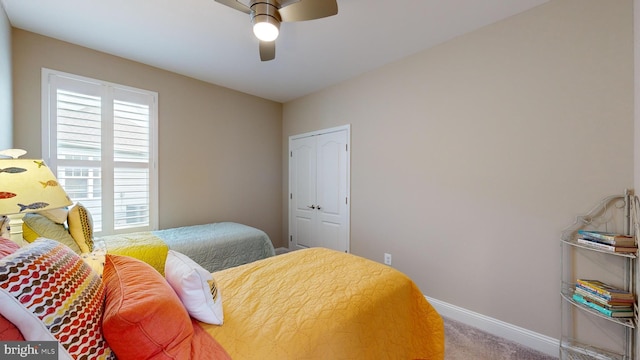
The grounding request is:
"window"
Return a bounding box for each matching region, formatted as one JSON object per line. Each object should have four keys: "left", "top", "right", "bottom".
{"left": 42, "top": 69, "right": 158, "bottom": 236}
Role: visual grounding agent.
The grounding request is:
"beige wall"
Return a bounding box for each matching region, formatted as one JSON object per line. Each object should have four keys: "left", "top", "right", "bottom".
{"left": 12, "top": 30, "right": 284, "bottom": 246}
{"left": 635, "top": 1, "right": 640, "bottom": 198}
{"left": 634, "top": 0, "right": 639, "bottom": 353}
{"left": 0, "top": 4, "right": 11, "bottom": 149}
{"left": 283, "top": 0, "right": 633, "bottom": 340}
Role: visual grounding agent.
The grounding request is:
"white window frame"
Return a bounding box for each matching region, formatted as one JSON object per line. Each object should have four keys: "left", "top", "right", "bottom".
{"left": 41, "top": 68, "right": 159, "bottom": 236}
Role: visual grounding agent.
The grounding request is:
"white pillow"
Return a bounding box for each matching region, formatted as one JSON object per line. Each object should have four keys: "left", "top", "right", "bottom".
{"left": 164, "top": 250, "right": 224, "bottom": 325}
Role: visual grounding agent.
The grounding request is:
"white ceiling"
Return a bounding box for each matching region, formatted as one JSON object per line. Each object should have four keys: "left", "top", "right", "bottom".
{"left": 1, "top": 0, "right": 549, "bottom": 103}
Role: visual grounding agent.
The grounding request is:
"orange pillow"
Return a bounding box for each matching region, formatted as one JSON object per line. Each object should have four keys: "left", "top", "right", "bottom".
{"left": 0, "top": 314, "right": 24, "bottom": 341}
{"left": 102, "top": 254, "right": 194, "bottom": 360}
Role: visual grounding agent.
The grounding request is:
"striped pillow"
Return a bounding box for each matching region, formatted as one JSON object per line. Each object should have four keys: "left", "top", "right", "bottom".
{"left": 0, "top": 237, "right": 24, "bottom": 341}
{"left": 0, "top": 238, "right": 114, "bottom": 359}
{"left": 0, "top": 237, "right": 20, "bottom": 258}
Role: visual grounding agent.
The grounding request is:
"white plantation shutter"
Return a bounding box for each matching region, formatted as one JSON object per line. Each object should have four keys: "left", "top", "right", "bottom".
{"left": 43, "top": 69, "right": 158, "bottom": 235}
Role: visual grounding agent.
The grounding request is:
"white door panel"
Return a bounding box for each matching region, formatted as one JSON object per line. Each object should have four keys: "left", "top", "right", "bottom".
{"left": 317, "top": 134, "right": 343, "bottom": 215}
{"left": 289, "top": 126, "right": 350, "bottom": 253}
{"left": 294, "top": 217, "right": 313, "bottom": 248}
{"left": 319, "top": 221, "right": 340, "bottom": 250}
{"left": 292, "top": 140, "right": 315, "bottom": 212}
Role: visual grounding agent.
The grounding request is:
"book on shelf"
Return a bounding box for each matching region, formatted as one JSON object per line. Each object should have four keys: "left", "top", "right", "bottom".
{"left": 574, "top": 287, "right": 635, "bottom": 307}
{"left": 576, "top": 279, "right": 634, "bottom": 301}
{"left": 577, "top": 230, "right": 635, "bottom": 247}
{"left": 576, "top": 237, "right": 637, "bottom": 253}
{"left": 575, "top": 284, "right": 635, "bottom": 303}
{"left": 572, "top": 293, "right": 635, "bottom": 318}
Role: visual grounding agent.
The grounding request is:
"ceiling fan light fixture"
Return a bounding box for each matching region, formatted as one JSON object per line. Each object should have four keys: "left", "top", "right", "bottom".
{"left": 251, "top": 1, "right": 281, "bottom": 42}
{"left": 253, "top": 16, "right": 280, "bottom": 41}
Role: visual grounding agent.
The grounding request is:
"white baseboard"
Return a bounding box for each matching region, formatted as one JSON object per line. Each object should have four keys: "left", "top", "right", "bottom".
{"left": 426, "top": 296, "right": 559, "bottom": 358}
{"left": 274, "top": 247, "right": 290, "bottom": 255}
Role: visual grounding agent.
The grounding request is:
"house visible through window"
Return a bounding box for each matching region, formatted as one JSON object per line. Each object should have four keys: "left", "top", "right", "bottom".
{"left": 42, "top": 69, "right": 158, "bottom": 235}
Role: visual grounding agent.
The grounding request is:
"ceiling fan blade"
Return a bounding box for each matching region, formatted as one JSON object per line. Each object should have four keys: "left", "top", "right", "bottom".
{"left": 214, "top": 0, "right": 251, "bottom": 14}
{"left": 279, "top": 0, "right": 338, "bottom": 22}
{"left": 259, "top": 41, "right": 276, "bottom": 61}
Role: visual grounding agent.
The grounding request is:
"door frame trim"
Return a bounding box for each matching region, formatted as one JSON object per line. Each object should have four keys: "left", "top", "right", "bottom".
{"left": 290, "top": 124, "right": 351, "bottom": 141}
{"left": 288, "top": 124, "right": 351, "bottom": 252}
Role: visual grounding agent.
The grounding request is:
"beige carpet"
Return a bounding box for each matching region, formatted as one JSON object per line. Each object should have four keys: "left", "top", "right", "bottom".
{"left": 444, "top": 317, "right": 558, "bottom": 360}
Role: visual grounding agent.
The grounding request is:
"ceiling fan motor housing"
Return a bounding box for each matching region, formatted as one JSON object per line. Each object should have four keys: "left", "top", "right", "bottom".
{"left": 250, "top": 1, "right": 282, "bottom": 30}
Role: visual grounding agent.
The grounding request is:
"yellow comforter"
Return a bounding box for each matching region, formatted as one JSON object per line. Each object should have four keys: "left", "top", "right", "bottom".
{"left": 200, "top": 248, "right": 444, "bottom": 360}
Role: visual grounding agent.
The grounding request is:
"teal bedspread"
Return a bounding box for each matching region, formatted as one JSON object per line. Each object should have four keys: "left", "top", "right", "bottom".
{"left": 153, "top": 222, "right": 275, "bottom": 272}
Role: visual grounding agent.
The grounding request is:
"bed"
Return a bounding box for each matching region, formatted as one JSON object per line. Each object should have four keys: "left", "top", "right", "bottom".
{"left": 203, "top": 247, "right": 445, "bottom": 359}
{"left": 22, "top": 208, "right": 276, "bottom": 273}
{"left": 0, "top": 238, "right": 445, "bottom": 360}
{"left": 98, "top": 221, "right": 276, "bottom": 273}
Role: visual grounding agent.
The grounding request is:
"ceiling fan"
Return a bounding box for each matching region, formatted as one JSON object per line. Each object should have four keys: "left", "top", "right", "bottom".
{"left": 214, "top": 0, "right": 338, "bottom": 61}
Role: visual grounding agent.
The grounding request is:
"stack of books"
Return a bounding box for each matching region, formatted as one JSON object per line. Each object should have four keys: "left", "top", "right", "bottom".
{"left": 573, "top": 279, "right": 635, "bottom": 318}
{"left": 576, "top": 230, "right": 637, "bottom": 254}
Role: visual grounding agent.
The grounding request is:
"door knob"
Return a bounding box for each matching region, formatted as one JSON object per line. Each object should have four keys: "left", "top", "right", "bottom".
{"left": 317, "top": 205, "right": 322, "bottom": 210}
{"left": 307, "top": 205, "right": 316, "bottom": 209}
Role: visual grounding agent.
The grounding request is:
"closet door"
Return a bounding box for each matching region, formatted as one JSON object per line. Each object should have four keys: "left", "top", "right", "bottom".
{"left": 289, "top": 126, "right": 350, "bottom": 252}
{"left": 290, "top": 136, "right": 317, "bottom": 249}
{"left": 315, "top": 130, "right": 348, "bottom": 252}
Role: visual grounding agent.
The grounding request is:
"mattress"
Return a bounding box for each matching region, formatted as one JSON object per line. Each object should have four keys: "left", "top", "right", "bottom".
{"left": 199, "top": 247, "right": 445, "bottom": 360}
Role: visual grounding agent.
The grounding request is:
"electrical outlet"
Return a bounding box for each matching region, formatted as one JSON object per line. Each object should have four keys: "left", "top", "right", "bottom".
{"left": 384, "top": 253, "right": 392, "bottom": 266}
